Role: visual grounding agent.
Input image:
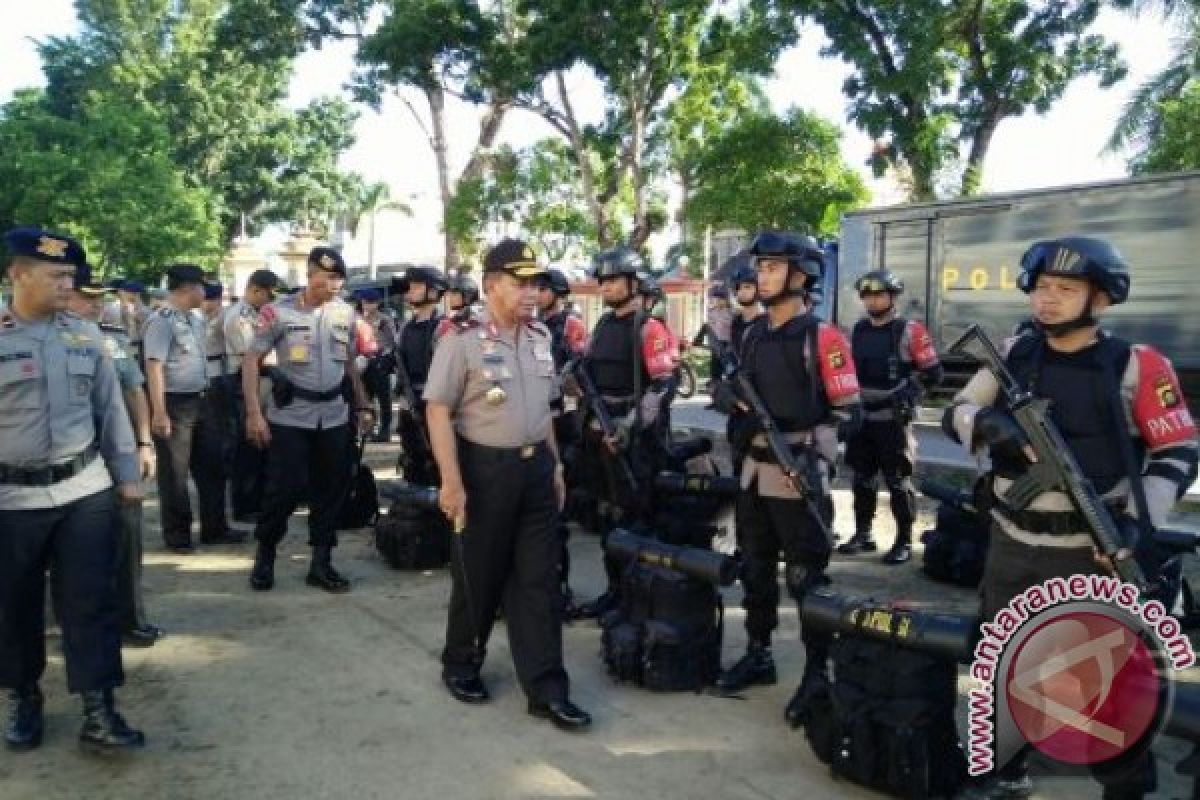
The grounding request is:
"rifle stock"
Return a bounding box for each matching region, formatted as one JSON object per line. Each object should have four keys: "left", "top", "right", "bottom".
{"left": 569, "top": 358, "right": 641, "bottom": 495}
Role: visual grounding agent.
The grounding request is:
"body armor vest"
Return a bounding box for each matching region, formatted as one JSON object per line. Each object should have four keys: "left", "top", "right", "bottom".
{"left": 991, "top": 333, "right": 1136, "bottom": 495}
{"left": 741, "top": 314, "right": 829, "bottom": 432}
{"left": 852, "top": 318, "right": 912, "bottom": 408}
{"left": 543, "top": 310, "right": 573, "bottom": 371}
{"left": 400, "top": 314, "right": 439, "bottom": 387}
{"left": 588, "top": 312, "right": 643, "bottom": 396}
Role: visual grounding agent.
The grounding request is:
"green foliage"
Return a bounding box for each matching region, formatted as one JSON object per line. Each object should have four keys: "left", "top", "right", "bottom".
{"left": 1130, "top": 80, "right": 1200, "bottom": 172}
{"left": 0, "top": 90, "right": 221, "bottom": 274}
{"left": 768, "top": 0, "right": 1129, "bottom": 198}
{"left": 686, "top": 108, "right": 868, "bottom": 237}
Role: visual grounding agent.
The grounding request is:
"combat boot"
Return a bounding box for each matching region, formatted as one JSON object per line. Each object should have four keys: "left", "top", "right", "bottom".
{"left": 79, "top": 690, "right": 144, "bottom": 755}
{"left": 249, "top": 542, "right": 276, "bottom": 591}
{"left": 785, "top": 655, "right": 830, "bottom": 728}
{"left": 715, "top": 640, "right": 777, "bottom": 693}
{"left": 882, "top": 529, "right": 912, "bottom": 565}
{"left": 306, "top": 545, "right": 350, "bottom": 593}
{"left": 836, "top": 530, "right": 877, "bottom": 555}
{"left": 5, "top": 684, "right": 43, "bottom": 752}
{"left": 572, "top": 590, "right": 618, "bottom": 621}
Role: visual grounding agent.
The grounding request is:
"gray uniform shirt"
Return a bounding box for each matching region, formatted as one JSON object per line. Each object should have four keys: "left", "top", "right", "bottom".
{"left": 424, "top": 310, "right": 555, "bottom": 448}
{"left": 143, "top": 305, "right": 207, "bottom": 393}
{"left": 250, "top": 294, "right": 356, "bottom": 430}
{"left": 0, "top": 310, "right": 139, "bottom": 509}
{"left": 99, "top": 322, "right": 146, "bottom": 392}
{"left": 203, "top": 309, "right": 225, "bottom": 379}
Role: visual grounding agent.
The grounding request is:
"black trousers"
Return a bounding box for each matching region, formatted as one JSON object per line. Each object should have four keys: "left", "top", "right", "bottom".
{"left": 442, "top": 440, "right": 568, "bottom": 704}
{"left": 254, "top": 422, "right": 352, "bottom": 550}
{"left": 114, "top": 500, "right": 149, "bottom": 631}
{"left": 228, "top": 372, "right": 268, "bottom": 518}
{"left": 153, "top": 391, "right": 228, "bottom": 545}
{"left": 396, "top": 406, "right": 438, "bottom": 486}
{"left": 363, "top": 362, "right": 393, "bottom": 439}
{"left": 844, "top": 418, "right": 916, "bottom": 538}
{"left": 736, "top": 488, "right": 832, "bottom": 654}
{"left": 0, "top": 489, "right": 123, "bottom": 692}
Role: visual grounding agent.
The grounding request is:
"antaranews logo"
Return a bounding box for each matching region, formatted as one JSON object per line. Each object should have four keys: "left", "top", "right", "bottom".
{"left": 967, "top": 574, "right": 1195, "bottom": 776}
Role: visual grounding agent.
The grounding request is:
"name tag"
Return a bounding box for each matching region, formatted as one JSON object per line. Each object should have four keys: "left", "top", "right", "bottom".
{"left": 289, "top": 344, "right": 311, "bottom": 363}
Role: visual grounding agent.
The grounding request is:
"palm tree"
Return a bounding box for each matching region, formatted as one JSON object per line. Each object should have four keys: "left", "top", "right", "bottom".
{"left": 348, "top": 182, "right": 413, "bottom": 279}
{"left": 1108, "top": 1, "right": 1200, "bottom": 162}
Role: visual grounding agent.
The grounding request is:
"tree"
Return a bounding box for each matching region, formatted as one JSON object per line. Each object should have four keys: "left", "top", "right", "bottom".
{"left": 37, "top": 0, "right": 363, "bottom": 243}
{"left": 766, "top": 0, "right": 1128, "bottom": 199}
{"left": 346, "top": 181, "right": 413, "bottom": 278}
{"left": 0, "top": 90, "right": 221, "bottom": 274}
{"left": 353, "top": 0, "right": 534, "bottom": 269}
{"left": 685, "top": 108, "right": 869, "bottom": 236}
{"left": 1129, "top": 79, "right": 1200, "bottom": 171}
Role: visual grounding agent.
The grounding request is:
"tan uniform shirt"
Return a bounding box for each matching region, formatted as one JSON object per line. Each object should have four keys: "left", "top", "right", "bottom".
{"left": 423, "top": 310, "right": 556, "bottom": 448}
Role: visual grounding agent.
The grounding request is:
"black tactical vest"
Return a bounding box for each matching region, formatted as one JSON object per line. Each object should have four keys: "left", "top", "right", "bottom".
{"left": 991, "top": 333, "right": 1136, "bottom": 495}
{"left": 740, "top": 314, "right": 829, "bottom": 432}
{"left": 852, "top": 318, "right": 912, "bottom": 410}
{"left": 400, "top": 314, "right": 439, "bottom": 387}
{"left": 731, "top": 313, "right": 754, "bottom": 355}
{"left": 588, "top": 312, "right": 643, "bottom": 396}
{"left": 543, "top": 310, "right": 572, "bottom": 371}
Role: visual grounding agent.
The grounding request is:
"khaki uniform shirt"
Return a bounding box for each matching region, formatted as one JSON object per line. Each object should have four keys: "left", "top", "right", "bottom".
{"left": 0, "top": 309, "right": 139, "bottom": 509}
{"left": 203, "top": 309, "right": 225, "bottom": 380}
{"left": 423, "top": 310, "right": 556, "bottom": 448}
{"left": 251, "top": 293, "right": 357, "bottom": 430}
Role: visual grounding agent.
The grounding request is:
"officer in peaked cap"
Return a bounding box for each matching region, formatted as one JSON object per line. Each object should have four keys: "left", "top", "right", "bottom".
{"left": 0, "top": 226, "right": 145, "bottom": 754}
{"left": 425, "top": 237, "right": 591, "bottom": 732}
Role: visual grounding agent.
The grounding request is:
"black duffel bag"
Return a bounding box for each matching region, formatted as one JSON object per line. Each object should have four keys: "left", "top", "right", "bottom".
{"left": 920, "top": 503, "right": 989, "bottom": 588}
{"left": 803, "top": 632, "right": 967, "bottom": 798}
{"left": 338, "top": 434, "right": 379, "bottom": 530}
{"left": 374, "top": 503, "right": 451, "bottom": 570}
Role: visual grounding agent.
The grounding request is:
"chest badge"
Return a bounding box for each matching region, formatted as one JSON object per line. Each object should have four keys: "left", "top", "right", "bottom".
{"left": 485, "top": 385, "right": 508, "bottom": 406}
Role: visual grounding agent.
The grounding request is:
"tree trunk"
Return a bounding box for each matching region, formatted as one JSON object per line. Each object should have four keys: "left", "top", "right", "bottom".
{"left": 555, "top": 71, "right": 610, "bottom": 247}
{"left": 676, "top": 167, "right": 690, "bottom": 248}
{"left": 627, "top": 90, "right": 648, "bottom": 247}
{"left": 425, "top": 84, "right": 458, "bottom": 270}
{"left": 960, "top": 113, "right": 1000, "bottom": 197}
{"left": 367, "top": 211, "right": 377, "bottom": 280}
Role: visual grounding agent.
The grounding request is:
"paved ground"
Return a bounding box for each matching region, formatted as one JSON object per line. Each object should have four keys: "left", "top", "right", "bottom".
{"left": 2, "top": 402, "right": 1198, "bottom": 799}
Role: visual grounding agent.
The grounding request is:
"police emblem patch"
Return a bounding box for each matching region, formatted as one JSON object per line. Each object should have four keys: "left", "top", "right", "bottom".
{"left": 320, "top": 255, "right": 335, "bottom": 269}
{"left": 36, "top": 236, "right": 68, "bottom": 259}
{"left": 1156, "top": 375, "right": 1180, "bottom": 408}
{"left": 828, "top": 349, "right": 845, "bottom": 369}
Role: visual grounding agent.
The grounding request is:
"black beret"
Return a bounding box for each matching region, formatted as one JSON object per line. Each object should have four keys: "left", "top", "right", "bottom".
{"left": 204, "top": 282, "right": 223, "bottom": 300}
{"left": 4, "top": 226, "right": 87, "bottom": 267}
{"left": 73, "top": 262, "right": 113, "bottom": 296}
{"left": 166, "top": 263, "right": 207, "bottom": 289}
{"left": 483, "top": 238, "right": 546, "bottom": 278}
{"left": 308, "top": 246, "right": 347, "bottom": 277}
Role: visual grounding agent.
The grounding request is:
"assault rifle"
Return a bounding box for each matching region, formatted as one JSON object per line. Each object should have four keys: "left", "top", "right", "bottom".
{"left": 948, "top": 324, "right": 1148, "bottom": 591}
{"left": 568, "top": 357, "right": 641, "bottom": 495}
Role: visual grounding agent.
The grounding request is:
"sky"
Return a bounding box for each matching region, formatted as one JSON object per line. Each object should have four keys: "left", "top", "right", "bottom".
{"left": 0, "top": 1, "right": 1181, "bottom": 266}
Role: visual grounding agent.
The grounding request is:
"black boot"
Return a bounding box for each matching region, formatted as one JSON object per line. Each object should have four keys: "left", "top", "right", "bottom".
{"left": 572, "top": 590, "right": 618, "bottom": 621}
{"left": 306, "top": 545, "right": 350, "bottom": 593}
{"left": 882, "top": 529, "right": 912, "bottom": 565}
{"left": 5, "top": 684, "right": 43, "bottom": 752}
{"left": 715, "top": 640, "right": 777, "bottom": 693}
{"left": 836, "top": 530, "right": 877, "bottom": 555}
{"left": 79, "top": 690, "right": 144, "bottom": 755}
{"left": 785, "top": 656, "right": 830, "bottom": 728}
{"left": 249, "top": 542, "right": 275, "bottom": 591}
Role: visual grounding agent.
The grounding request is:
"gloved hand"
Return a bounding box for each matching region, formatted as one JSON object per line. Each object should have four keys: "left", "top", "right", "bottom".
{"left": 834, "top": 405, "right": 863, "bottom": 442}
{"left": 711, "top": 379, "right": 740, "bottom": 415}
{"left": 972, "top": 408, "right": 1031, "bottom": 463}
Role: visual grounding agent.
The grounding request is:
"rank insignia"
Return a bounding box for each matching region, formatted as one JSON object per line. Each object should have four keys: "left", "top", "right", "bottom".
{"left": 36, "top": 236, "right": 68, "bottom": 259}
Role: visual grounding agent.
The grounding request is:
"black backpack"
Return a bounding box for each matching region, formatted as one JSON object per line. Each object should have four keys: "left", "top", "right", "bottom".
{"left": 600, "top": 560, "right": 723, "bottom": 691}
{"left": 802, "top": 633, "right": 968, "bottom": 799}
{"left": 374, "top": 503, "right": 451, "bottom": 570}
{"left": 338, "top": 435, "right": 379, "bottom": 530}
{"left": 920, "top": 503, "right": 990, "bottom": 588}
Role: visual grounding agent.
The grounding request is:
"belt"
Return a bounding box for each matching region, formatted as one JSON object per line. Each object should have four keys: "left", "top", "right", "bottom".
{"left": 292, "top": 385, "right": 344, "bottom": 403}
{"left": 0, "top": 445, "right": 99, "bottom": 487}
{"left": 206, "top": 355, "right": 224, "bottom": 362}
{"left": 749, "top": 444, "right": 810, "bottom": 464}
{"left": 458, "top": 438, "right": 547, "bottom": 462}
{"left": 996, "top": 505, "right": 1123, "bottom": 536}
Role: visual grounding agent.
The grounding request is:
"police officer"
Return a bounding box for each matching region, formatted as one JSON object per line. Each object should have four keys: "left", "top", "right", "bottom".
{"left": 144, "top": 264, "right": 245, "bottom": 552}
{"left": 536, "top": 267, "right": 588, "bottom": 609}
{"left": 718, "top": 265, "right": 764, "bottom": 476}
{"left": 713, "top": 232, "right": 863, "bottom": 725}
{"left": 67, "top": 266, "right": 163, "bottom": 648}
{"left": 838, "top": 269, "right": 943, "bottom": 564}
{"left": 114, "top": 279, "right": 147, "bottom": 363}
{"left": 945, "top": 237, "right": 1198, "bottom": 800}
{"left": 243, "top": 247, "right": 373, "bottom": 593}
{"left": 357, "top": 287, "right": 398, "bottom": 442}
{"left": 444, "top": 271, "right": 480, "bottom": 319}
{"left": 395, "top": 265, "right": 448, "bottom": 485}
{"left": 425, "top": 238, "right": 591, "bottom": 732}
{"left": 0, "top": 227, "right": 145, "bottom": 754}
{"left": 574, "top": 247, "right": 677, "bottom": 619}
{"left": 197, "top": 279, "right": 237, "bottom": 532}
{"left": 223, "top": 269, "right": 281, "bottom": 522}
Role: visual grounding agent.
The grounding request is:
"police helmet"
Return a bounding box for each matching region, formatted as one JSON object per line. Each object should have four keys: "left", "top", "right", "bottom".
{"left": 638, "top": 272, "right": 664, "bottom": 302}
{"left": 538, "top": 268, "right": 572, "bottom": 297}
{"left": 748, "top": 231, "right": 823, "bottom": 287}
{"left": 405, "top": 265, "right": 449, "bottom": 293}
{"left": 447, "top": 272, "right": 480, "bottom": 305}
{"left": 1016, "top": 236, "right": 1130, "bottom": 304}
{"left": 592, "top": 247, "right": 644, "bottom": 280}
{"left": 854, "top": 269, "right": 904, "bottom": 295}
{"left": 728, "top": 264, "right": 757, "bottom": 290}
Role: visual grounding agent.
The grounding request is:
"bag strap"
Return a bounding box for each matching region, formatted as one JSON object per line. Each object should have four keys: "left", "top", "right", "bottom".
{"left": 1097, "top": 335, "right": 1153, "bottom": 540}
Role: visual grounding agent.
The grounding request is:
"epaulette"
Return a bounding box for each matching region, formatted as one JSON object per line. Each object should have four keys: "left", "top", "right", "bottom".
{"left": 526, "top": 319, "right": 549, "bottom": 337}
{"left": 99, "top": 322, "right": 125, "bottom": 335}
{"left": 452, "top": 316, "right": 481, "bottom": 334}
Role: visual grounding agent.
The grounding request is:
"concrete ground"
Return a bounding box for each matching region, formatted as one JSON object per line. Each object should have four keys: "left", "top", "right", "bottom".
{"left": 2, "top": 402, "right": 1197, "bottom": 799}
